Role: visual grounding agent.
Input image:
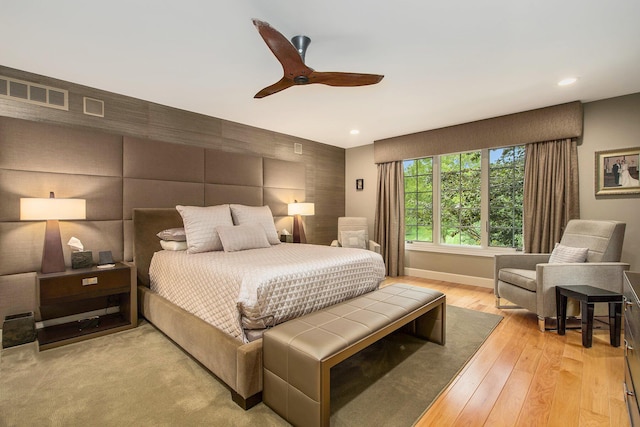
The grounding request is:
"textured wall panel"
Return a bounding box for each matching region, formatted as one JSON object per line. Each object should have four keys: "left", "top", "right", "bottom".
{"left": 264, "top": 158, "right": 306, "bottom": 189}
{"left": 205, "top": 149, "right": 263, "bottom": 186}
{"left": 205, "top": 184, "right": 262, "bottom": 207}
{"left": 123, "top": 178, "right": 204, "bottom": 220}
{"left": 0, "top": 116, "right": 122, "bottom": 176}
{"left": 123, "top": 136, "right": 205, "bottom": 182}
{"left": 0, "top": 169, "right": 122, "bottom": 221}
{"left": 263, "top": 188, "right": 306, "bottom": 217}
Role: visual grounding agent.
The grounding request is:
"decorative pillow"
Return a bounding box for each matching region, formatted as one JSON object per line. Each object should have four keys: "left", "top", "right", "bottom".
{"left": 548, "top": 243, "right": 589, "bottom": 263}
{"left": 176, "top": 205, "right": 233, "bottom": 253}
{"left": 156, "top": 227, "right": 187, "bottom": 242}
{"left": 340, "top": 230, "right": 367, "bottom": 249}
{"left": 216, "top": 224, "right": 271, "bottom": 252}
{"left": 160, "top": 240, "right": 188, "bottom": 251}
{"left": 229, "top": 204, "right": 280, "bottom": 245}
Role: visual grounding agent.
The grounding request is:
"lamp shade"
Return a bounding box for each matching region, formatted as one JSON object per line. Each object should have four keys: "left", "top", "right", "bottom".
{"left": 288, "top": 202, "right": 315, "bottom": 216}
{"left": 20, "top": 197, "right": 86, "bottom": 221}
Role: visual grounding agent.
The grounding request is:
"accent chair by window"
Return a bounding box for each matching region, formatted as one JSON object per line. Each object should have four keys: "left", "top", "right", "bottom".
{"left": 494, "top": 219, "right": 629, "bottom": 331}
{"left": 331, "top": 217, "right": 381, "bottom": 254}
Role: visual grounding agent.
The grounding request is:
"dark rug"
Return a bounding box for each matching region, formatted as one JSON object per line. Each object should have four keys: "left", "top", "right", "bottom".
{"left": 0, "top": 305, "right": 501, "bottom": 426}
{"left": 331, "top": 305, "right": 502, "bottom": 426}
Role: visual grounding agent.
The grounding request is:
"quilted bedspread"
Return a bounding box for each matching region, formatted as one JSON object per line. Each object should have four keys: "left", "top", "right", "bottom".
{"left": 149, "top": 243, "right": 385, "bottom": 342}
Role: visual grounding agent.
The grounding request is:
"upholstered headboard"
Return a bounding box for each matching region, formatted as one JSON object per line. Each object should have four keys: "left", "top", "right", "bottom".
{"left": 0, "top": 116, "right": 312, "bottom": 323}
{"left": 133, "top": 208, "right": 183, "bottom": 287}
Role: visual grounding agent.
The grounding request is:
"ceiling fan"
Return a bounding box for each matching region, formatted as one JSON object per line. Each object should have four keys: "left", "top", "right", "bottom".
{"left": 252, "top": 19, "right": 384, "bottom": 99}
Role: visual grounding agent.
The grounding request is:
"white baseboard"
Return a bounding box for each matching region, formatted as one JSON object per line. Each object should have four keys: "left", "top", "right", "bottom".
{"left": 404, "top": 267, "right": 494, "bottom": 289}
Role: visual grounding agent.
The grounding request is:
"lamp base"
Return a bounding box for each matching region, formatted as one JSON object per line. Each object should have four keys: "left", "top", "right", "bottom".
{"left": 42, "top": 220, "right": 66, "bottom": 273}
{"left": 292, "top": 214, "right": 307, "bottom": 244}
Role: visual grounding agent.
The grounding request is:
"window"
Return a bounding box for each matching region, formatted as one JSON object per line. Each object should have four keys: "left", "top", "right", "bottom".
{"left": 403, "top": 145, "right": 524, "bottom": 250}
{"left": 404, "top": 158, "right": 433, "bottom": 242}
{"left": 440, "top": 151, "right": 481, "bottom": 245}
{"left": 488, "top": 146, "right": 525, "bottom": 248}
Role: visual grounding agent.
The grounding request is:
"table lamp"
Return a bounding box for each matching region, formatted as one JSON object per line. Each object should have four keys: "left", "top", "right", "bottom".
{"left": 20, "top": 192, "right": 86, "bottom": 273}
{"left": 287, "top": 201, "right": 314, "bottom": 243}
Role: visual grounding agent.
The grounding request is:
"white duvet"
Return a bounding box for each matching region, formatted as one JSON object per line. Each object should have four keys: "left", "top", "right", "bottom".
{"left": 149, "top": 243, "right": 385, "bottom": 342}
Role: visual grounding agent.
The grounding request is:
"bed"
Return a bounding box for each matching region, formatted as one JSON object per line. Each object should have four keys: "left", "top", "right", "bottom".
{"left": 133, "top": 207, "right": 385, "bottom": 409}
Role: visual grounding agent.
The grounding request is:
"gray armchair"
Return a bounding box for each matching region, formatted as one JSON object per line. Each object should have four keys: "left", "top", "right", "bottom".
{"left": 495, "top": 219, "right": 629, "bottom": 331}
{"left": 330, "top": 217, "right": 381, "bottom": 254}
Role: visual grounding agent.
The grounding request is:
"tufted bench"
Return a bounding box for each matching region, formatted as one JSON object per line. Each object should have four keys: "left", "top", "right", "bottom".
{"left": 262, "top": 283, "right": 446, "bottom": 427}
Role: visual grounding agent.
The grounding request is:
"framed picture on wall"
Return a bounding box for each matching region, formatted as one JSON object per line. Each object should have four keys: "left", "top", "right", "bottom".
{"left": 595, "top": 147, "right": 640, "bottom": 195}
{"left": 356, "top": 179, "right": 364, "bottom": 191}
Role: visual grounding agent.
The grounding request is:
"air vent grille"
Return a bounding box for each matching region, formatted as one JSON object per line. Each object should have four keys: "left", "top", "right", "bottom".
{"left": 0, "top": 75, "right": 69, "bottom": 110}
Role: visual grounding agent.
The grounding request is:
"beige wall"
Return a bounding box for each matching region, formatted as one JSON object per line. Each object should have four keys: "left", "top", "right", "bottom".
{"left": 345, "top": 144, "right": 377, "bottom": 238}
{"left": 579, "top": 93, "right": 640, "bottom": 270}
{"left": 346, "top": 93, "right": 640, "bottom": 283}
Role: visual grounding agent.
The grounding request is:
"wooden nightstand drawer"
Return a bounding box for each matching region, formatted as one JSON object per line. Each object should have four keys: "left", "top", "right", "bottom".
{"left": 39, "top": 265, "right": 130, "bottom": 304}
{"left": 36, "top": 262, "right": 137, "bottom": 350}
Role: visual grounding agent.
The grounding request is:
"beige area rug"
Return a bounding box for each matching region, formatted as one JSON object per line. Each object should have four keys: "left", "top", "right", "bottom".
{"left": 0, "top": 306, "right": 501, "bottom": 427}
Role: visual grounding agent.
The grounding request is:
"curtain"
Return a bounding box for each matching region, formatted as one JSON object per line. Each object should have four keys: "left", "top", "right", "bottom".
{"left": 523, "top": 138, "right": 580, "bottom": 253}
{"left": 374, "top": 161, "right": 405, "bottom": 276}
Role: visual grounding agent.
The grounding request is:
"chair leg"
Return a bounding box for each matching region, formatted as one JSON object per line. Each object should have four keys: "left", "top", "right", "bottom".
{"left": 538, "top": 316, "right": 549, "bottom": 332}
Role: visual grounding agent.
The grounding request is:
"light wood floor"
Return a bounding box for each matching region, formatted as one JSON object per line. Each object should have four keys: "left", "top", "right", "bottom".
{"left": 382, "top": 276, "right": 630, "bottom": 427}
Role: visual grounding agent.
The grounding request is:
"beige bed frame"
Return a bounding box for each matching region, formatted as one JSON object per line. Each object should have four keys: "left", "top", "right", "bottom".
{"left": 133, "top": 208, "right": 263, "bottom": 409}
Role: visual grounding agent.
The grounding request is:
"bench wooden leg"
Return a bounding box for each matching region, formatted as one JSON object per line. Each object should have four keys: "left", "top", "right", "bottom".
{"left": 414, "top": 300, "right": 446, "bottom": 345}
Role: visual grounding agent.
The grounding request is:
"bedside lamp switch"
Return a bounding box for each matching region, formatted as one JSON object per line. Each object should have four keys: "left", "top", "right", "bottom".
{"left": 82, "top": 277, "right": 98, "bottom": 286}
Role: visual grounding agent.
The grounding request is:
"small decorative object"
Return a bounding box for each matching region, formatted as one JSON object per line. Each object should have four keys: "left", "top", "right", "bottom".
{"left": 280, "top": 229, "right": 293, "bottom": 243}
{"left": 98, "top": 251, "right": 115, "bottom": 267}
{"left": 356, "top": 179, "right": 364, "bottom": 191}
{"left": 71, "top": 251, "right": 93, "bottom": 269}
{"left": 68, "top": 237, "right": 93, "bottom": 269}
{"left": 595, "top": 147, "right": 640, "bottom": 195}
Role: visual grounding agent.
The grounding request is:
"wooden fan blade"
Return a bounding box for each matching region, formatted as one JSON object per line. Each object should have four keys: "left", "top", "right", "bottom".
{"left": 309, "top": 72, "right": 384, "bottom": 87}
{"left": 252, "top": 19, "right": 312, "bottom": 79}
{"left": 254, "top": 77, "right": 296, "bottom": 99}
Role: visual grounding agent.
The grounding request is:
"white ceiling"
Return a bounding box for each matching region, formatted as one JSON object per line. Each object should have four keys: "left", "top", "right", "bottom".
{"left": 2, "top": 1, "right": 640, "bottom": 149}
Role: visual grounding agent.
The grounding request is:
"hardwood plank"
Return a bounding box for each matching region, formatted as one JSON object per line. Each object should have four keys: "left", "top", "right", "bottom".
{"left": 454, "top": 312, "right": 530, "bottom": 426}
{"left": 547, "top": 356, "right": 582, "bottom": 427}
{"left": 383, "top": 276, "right": 628, "bottom": 427}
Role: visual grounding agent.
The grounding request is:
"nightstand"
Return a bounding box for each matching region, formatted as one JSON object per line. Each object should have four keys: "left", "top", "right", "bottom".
{"left": 36, "top": 262, "right": 137, "bottom": 350}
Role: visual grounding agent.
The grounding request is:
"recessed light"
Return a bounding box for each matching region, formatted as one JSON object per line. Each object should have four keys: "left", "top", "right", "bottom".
{"left": 350, "top": 129, "right": 360, "bottom": 135}
{"left": 558, "top": 77, "right": 577, "bottom": 86}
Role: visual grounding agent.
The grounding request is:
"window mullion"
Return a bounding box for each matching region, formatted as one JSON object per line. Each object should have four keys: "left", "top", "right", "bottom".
{"left": 433, "top": 156, "right": 441, "bottom": 244}
{"left": 480, "top": 149, "right": 489, "bottom": 248}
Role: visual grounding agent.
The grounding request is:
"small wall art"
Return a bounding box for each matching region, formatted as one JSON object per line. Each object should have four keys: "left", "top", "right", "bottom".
{"left": 595, "top": 147, "right": 640, "bottom": 195}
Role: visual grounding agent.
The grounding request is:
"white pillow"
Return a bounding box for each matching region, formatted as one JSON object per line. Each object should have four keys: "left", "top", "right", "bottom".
{"left": 216, "top": 224, "right": 271, "bottom": 252}
{"left": 156, "top": 227, "right": 186, "bottom": 242}
{"left": 548, "top": 243, "right": 589, "bottom": 263}
{"left": 340, "top": 230, "right": 367, "bottom": 249}
{"left": 176, "top": 205, "right": 233, "bottom": 253}
{"left": 160, "top": 240, "right": 188, "bottom": 251}
{"left": 229, "top": 204, "right": 280, "bottom": 245}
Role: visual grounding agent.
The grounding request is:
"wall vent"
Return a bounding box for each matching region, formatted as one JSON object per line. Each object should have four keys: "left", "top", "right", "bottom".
{"left": 0, "top": 75, "right": 69, "bottom": 111}
{"left": 294, "top": 143, "right": 303, "bottom": 155}
{"left": 83, "top": 97, "right": 104, "bottom": 117}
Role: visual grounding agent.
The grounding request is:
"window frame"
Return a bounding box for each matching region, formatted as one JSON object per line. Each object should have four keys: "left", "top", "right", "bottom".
{"left": 404, "top": 146, "right": 523, "bottom": 257}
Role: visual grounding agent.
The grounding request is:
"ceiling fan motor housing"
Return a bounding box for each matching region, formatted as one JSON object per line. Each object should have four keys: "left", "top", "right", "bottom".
{"left": 291, "top": 35, "right": 311, "bottom": 62}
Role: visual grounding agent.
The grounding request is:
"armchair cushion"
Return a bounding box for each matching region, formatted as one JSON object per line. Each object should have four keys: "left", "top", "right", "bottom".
{"left": 498, "top": 268, "right": 537, "bottom": 292}
{"left": 340, "top": 230, "right": 367, "bottom": 249}
{"left": 548, "top": 243, "right": 589, "bottom": 263}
